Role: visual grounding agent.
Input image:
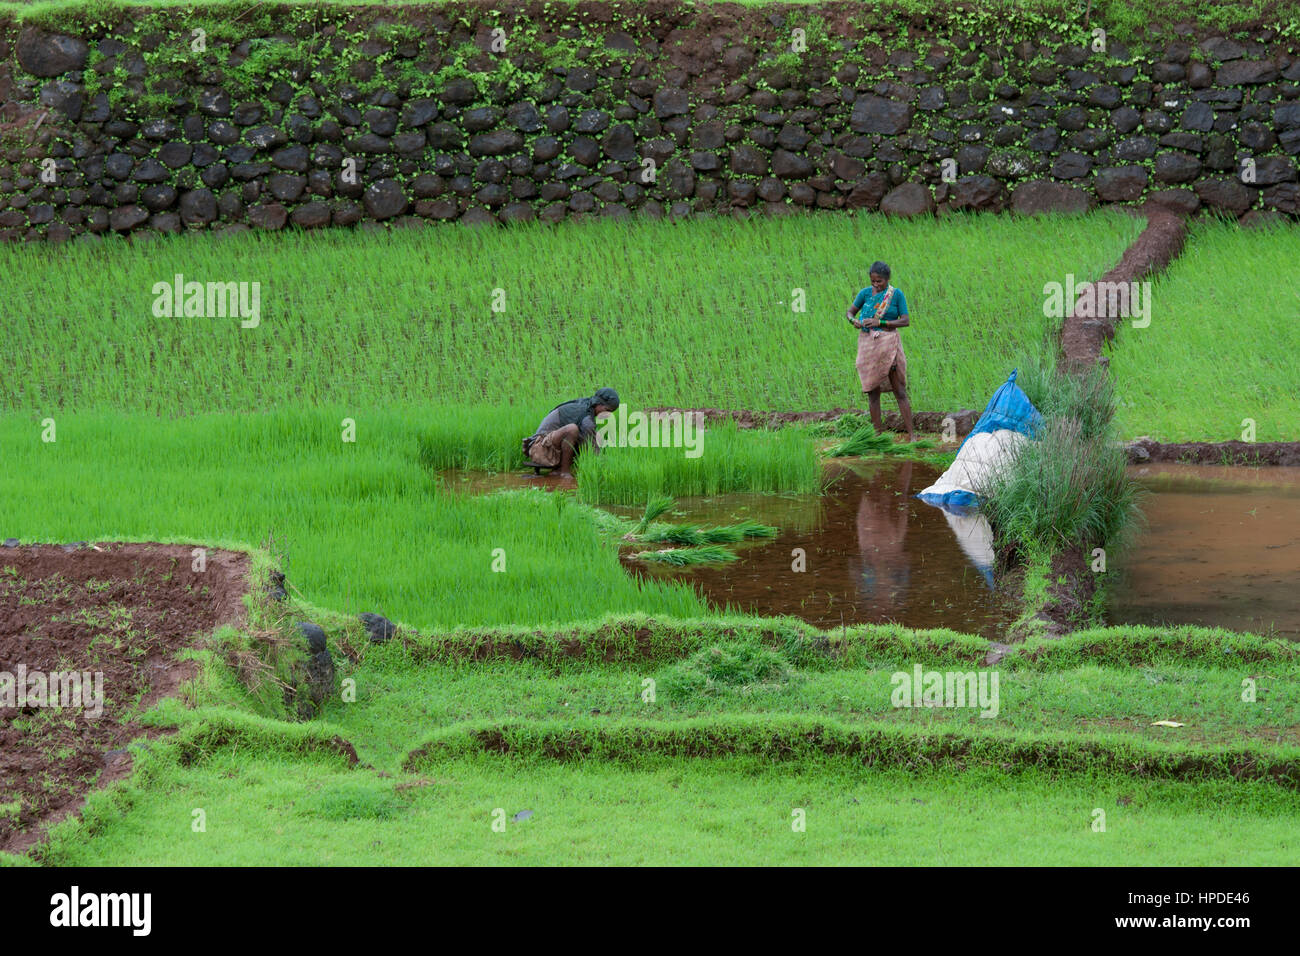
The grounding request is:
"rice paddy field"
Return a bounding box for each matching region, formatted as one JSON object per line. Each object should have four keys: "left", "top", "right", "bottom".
{"left": 1, "top": 213, "right": 1141, "bottom": 414}
{"left": 1109, "top": 219, "right": 1300, "bottom": 443}
{"left": 3, "top": 208, "right": 1299, "bottom": 871}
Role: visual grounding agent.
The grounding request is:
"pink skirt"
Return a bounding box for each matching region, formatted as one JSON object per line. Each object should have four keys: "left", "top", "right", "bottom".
{"left": 855, "top": 329, "right": 908, "bottom": 393}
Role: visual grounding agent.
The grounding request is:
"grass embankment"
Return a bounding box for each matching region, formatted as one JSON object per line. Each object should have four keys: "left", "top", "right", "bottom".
{"left": 2, "top": 213, "right": 1140, "bottom": 415}
{"left": 17, "top": 614, "right": 1298, "bottom": 866}
{"left": 6, "top": 0, "right": 1300, "bottom": 51}
{"left": 1109, "top": 220, "right": 1300, "bottom": 443}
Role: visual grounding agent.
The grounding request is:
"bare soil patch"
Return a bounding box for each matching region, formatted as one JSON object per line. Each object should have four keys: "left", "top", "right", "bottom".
{"left": 0, "top": 542, "right": 249, "bottom": 854}
{"left": 645, "top": 406, "right": 978, "bottom": 435}
{"left": 1129, "top": 439, "right": 1300, "bottom": 468}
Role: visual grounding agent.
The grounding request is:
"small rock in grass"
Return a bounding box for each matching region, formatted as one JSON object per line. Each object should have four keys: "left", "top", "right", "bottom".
{"left": 268, "top": 569, "right": 287, "bottom": 600}
{"left": 298, "top": 621, "right": 327, "bottom": 655}
{"left": 306, "top": 649, "right": 334, "bottom": 708}
{"left": 512, "top": 809, "right": 534, "bottom": 822}
{"left": 359, "top": 612, "right": 396, "bottom": 644}
{"left": 2, "top": 538, "right": 18, "bottom": 547}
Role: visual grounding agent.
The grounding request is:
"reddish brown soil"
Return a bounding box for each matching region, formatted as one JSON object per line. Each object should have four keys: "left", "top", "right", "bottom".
{"left": 644, "top": 406, "right": 979, "bottom": 435}
{"left": 1059, "top": 203, "right": 1189, "bottom": 372}
{"left": 0, "top": 542, "right": 250, "bottom": 855}
{"left": 1130, "top": 439, "right": 1300, "bottom": 467}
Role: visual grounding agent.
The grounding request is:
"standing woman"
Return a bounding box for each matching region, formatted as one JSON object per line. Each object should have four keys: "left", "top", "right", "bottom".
{"left": 846, "top": 260, "right": 915, "bottom": 442}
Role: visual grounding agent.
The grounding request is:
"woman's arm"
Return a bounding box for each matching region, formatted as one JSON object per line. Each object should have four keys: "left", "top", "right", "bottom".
{"left": 883, "top": 312, "right": 910, "bottom": 330}
{"left": 846, "top": 302, "right": 863, "bottom": 328}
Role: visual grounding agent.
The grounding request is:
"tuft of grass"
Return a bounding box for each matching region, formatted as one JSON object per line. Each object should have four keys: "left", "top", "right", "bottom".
{"left": 657, "top": 643, "right": 799, "bottom": 700}
{"left": 983, "top": 362, "right": 1142, "bottom": 554}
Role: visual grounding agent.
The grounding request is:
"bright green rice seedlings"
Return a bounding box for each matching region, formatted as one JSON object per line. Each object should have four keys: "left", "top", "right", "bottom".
{"left": 633, "top": 495, "right": 676, "bottom": 536}
{"left": 632, "top": 545, "right": 739, "bottom": 566}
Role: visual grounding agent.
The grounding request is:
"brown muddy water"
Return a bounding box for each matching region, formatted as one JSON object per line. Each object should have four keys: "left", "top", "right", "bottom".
{"left": 440, "top": 460, "right": 1300, "bottom": 640}
{"left": 439, "top": 461, "right": 1020, "bottom": 637}
{"left": 1109, "top": 464, "right": 1300, "bottom": 639}
{"left": 620, "top": 459, "right": 1022, "bottom": 636}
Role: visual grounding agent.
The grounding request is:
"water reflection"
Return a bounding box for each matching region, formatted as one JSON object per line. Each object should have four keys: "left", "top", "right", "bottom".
{"left": 625, "top": 460, "right": 1019, "bottom": 637}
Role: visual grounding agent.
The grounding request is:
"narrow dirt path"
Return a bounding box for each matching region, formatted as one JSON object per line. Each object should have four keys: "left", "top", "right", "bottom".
{"left": 1059, "top": 203, "right": 1189, "bottom": 372}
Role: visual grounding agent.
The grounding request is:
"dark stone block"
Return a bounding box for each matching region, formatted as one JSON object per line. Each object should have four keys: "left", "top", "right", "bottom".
{"left": 1262, "top": 182, "right": 1300, "bottom": 213}
{"left": 17, "top": 28, "right": 88, "bottom": 76}
{"left": 1153, "top": 152, "right": 1202, "bottom": 182}
{"left": 248, "top": 203, "right": 288, "bottom": 229}
{"left": 571, "top": 137, "right": 600, "bottom": 167}
{"left": 108, "top": 204, "right": 149, "bottom": 231}
{"left": 269, "top": 173, "right": 307, "bottom": 201}
{"left": 133, "top": 158, "right": 168, "bottom": 184}
{"left": 603, "top": 124, "right": 637, "bottom": 162}
{"left": 39, "top": 79, "right": 83, "bottom": 121}
{"left": 140, "top": 184, "right": 176, "bottom": 211}
{"left": 850, "top": 95, "right": 913, "bottom": 135}
{"left": 178, "top": 188, "right": 217, "bottom": 224}
{"left": 1114, "top": 136, "right": 1157, "bottom": 161}
{"left": 1253, "top": 156, "right": 1299, "bottom": 185}
{"left": 1094, "top": 165, "right": 1148, "bottom": 201}
{"left": 469, "top": 131, "right": 523, "bottom": 157}
{"left": 363, "top": 179, "right": 408, "bottom": 219}
{"left": 364, "top": 107, "right": 399, "bottom": 136}
{"left": 1158, "top": 132, "right": 1203, "bottom": 152}
{"left": 949, "top": 174, "right": 1007, "bottom": 211}
{"left": 653, "top": 88, "right": 689, "bottom": 118}
{"left": 1112, "top": 106, "right": 1141, "bottom": 133}
{"left": 729, "top": 145, "right": 767, "bottom": 176}
{"left": 1011, "top": 180, "right": 1094, "bottom": 215}
{"left": 879, "top": 182, "right": 934, "bottom": 217}
{"left": 1217, "top": 60, "right": 1279, "bottom": 85}
{"left": 1057, "top": 105, "right": 1090, "bottom": 131}
{"left": 574, "top": 109, "right": 611, "bottom": 134}
{"left": 1147, "top": 188, "right": 1200, "bottom": 215}
{"left": 956, "top": 144, "right": 990, "bottom": 173}
{"left": 441, "top": 77, "right": 477, "bottom": 106}
{"left": 771, "top": 149, "right": 812, "bottom": 178}
{"left": 1193, "top": 177, "right": 1254, "bottom": 214}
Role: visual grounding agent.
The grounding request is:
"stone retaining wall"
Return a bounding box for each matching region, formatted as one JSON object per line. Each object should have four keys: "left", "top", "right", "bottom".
{"left": 2, "top": 2, "right": 1298, "bottom": 240}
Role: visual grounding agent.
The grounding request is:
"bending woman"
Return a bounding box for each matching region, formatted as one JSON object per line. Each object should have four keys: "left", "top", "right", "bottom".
{"left": 846, "top": 260, "right": 914, "bottom": 442}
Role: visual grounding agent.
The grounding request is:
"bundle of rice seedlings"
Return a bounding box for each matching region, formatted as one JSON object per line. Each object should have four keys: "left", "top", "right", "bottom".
{"left": 640, "top": 520, "right": 779, "bottom": 546}
{"left": 632, "top": 495, "right": 675, "bottom": 535}
{"left": 632, "top": 545, "right": 738, "bottom": 566}
{"left": 826, "top": 424, "right": 935, "bottom": 457}
{"left": 826, "top": 425, "right": 896, "bottom": 457}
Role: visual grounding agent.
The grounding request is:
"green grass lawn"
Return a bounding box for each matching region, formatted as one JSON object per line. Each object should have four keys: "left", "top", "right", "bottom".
{"left": 32, "top": 751, "right": 1299, "bottom": 866}
{"left": 7, "top": 616, "right": 1291, "bottom": 866}
{"left": 1110, "top": 220, "right": 1300, "bottom": 443}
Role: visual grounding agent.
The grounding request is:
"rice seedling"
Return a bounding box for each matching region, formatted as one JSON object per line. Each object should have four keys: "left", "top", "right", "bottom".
{"left": 1107, "top": 219, "right": 1300, "bottom": 441}
{"left": 577, "top": 422, "right": 821, "bottom": 504}
{"left": 640, "top": 520, "right": 778, "bottom": 545}
{"left": 633, "top": 496, "right": 675, "bottom": 536}
{"left": 631, "top": 545, "right": 739, "bottom": 566}
{"left": 825, "top": 424, "right": 935, "bottom": 457}
{"left": 0, "top": 212, "right": 1141, "bottom": 417}
{"left": 0, "top": 409, "right": 711, "bottom": 629}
